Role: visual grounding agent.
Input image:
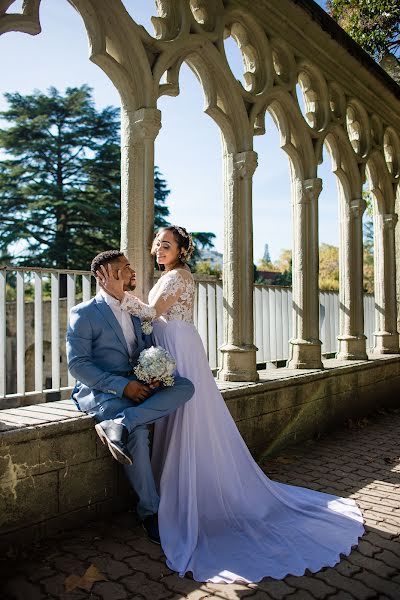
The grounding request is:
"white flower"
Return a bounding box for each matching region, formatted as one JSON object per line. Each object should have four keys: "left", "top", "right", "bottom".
{"left": 141, "top": 321, "right": 153, "bottom": 335}
{"left": 133, "top": 346, "right": 176, "bottom": 387}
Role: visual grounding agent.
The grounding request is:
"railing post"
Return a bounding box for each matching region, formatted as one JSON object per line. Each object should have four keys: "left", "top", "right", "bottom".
{"left": 67, "top": 273, "right": 76, "bottom": 387}
{"left": 51, "top": 273, "right": 60, "bottom": 389}
{"left": 337, "top": 197, "right": 368, "bottom": 360}
{"left": 288, "top": 178, "right": 323, "bottom": 369}
{"left": 34, "top": 272, "right": 43, "bottom": 392}
{"left": 218, "top": 150, "right": 258, "bottom": 382}
{"left": 16, "top": 271, "right": 25, "bottom": 394}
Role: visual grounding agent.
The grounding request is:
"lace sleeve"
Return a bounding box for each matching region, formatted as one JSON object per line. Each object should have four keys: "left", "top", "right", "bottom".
{"left": 120, "top": 270, "right": 187, "bottom": 319}
{"left": 120, "top": 294, "right": 156, "bottom": 320}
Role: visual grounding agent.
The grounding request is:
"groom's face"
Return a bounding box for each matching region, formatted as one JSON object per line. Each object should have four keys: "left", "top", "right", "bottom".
{"left": 111, "top": 256, "right": 136, "bottom": 291}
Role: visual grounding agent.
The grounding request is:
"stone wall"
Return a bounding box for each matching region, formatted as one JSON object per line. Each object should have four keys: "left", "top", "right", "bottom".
{"left": 1, "top": 354, "right": 399, "bottom": 552}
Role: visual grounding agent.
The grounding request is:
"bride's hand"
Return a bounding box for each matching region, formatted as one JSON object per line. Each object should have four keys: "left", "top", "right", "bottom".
{"left": 97, "top": 264, "right": 125, "bottom": 301}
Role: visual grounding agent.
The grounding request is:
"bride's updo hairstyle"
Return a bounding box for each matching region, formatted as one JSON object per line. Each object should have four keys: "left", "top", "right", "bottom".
{"left": 151, "top": 225, "right": 194, "bottom": 265}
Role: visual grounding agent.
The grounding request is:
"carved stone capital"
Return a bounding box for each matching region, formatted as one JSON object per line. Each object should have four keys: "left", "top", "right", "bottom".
{"left": 233, "top": 151, "right": 258, "bottom": 179}
{"left": 350, "top": 197, "right": 367, "bottom": 218}
{"left": 296, "top": 178, "right": 322, "bottom": 204}
{"left": 304, "top": 177, "right": 323, "bottom": 200}
{"left": 383, "top": 213, "right": 398, "bottom": 230}
{"left": 132, "top": 108, "right": 162, "bottom": 141}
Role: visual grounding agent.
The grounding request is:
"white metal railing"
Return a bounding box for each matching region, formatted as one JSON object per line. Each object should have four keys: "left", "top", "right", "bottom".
{"left": 0, "top": 266, "right": 97, "bottom": 402}
{"left": 0, "top": 266, "right": 376, "bottom": 401}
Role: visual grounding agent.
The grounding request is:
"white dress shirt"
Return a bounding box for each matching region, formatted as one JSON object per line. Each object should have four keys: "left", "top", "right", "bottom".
{"left": 100, "top": 289, "right": 137, "bottom": 357}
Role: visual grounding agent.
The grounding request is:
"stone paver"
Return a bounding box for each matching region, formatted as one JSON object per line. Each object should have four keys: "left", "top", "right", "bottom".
{"left": 1, "top": 409, "right": 400, "bottom": 600}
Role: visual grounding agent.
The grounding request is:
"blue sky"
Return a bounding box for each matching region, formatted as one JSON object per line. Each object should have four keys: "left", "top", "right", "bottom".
{"left": 0, "top": 0, "right": 339, "bottom": 263}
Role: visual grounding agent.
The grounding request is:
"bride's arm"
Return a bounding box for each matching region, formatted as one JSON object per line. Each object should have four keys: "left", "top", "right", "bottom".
{"left": 122, "top": 271, "right": 188, "bottom": 318}
{"left": 99, "top": 266, "right": 187, "bottom": 319}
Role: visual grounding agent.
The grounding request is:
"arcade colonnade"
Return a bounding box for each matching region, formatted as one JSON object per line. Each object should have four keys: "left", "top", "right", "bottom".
{"left": 1, "top": 0, "right": 400, "bottom": 382}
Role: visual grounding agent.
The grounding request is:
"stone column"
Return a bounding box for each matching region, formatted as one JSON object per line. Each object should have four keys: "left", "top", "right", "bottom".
{"left": 373, "top": 212, "right": 400, "bottom": 353}
{"left": 287, "top": 178, "right": 323, "bottom": 369}
{"left": 336, "top": 197, "right": 368, "bottom": 360}
{"left": 120, "top": 107, "right": 161, "bottom": 300}
{"left": 218, "top": 150, "right": 259, "bottom": 382}
{"left": 396, "top": 195, "right": 400, "bottom": 337}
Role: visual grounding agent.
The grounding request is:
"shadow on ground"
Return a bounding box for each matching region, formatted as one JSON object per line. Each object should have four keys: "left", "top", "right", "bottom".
{"left": 1, "top": 409, "right": 400, "bottom": 599}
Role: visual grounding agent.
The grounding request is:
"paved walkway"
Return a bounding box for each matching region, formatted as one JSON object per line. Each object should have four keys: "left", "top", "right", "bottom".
{"left": 2, "top": 409, "right": 400, "bottom": 600}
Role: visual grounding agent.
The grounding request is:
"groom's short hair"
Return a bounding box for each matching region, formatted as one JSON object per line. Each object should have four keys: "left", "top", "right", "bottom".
{"left": 91, "top": 250, "right": 124, "bottom": 276}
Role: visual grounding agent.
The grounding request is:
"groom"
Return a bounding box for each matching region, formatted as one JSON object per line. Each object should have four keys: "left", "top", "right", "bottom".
{"left": 66, "top": 250, "right": 194, "bottom": 543}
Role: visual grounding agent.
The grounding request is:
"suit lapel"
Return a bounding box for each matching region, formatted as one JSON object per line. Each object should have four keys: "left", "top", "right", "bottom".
{"left": 132, "top": 316, "right": 145, "bottom": 353}
{"left": 95, "top": 293, "right": 129, "bottom": 354}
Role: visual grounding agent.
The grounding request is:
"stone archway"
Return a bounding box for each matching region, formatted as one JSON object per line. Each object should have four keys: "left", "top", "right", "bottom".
{"left": 1, "top": 0, "right": 399, "bottom": 386}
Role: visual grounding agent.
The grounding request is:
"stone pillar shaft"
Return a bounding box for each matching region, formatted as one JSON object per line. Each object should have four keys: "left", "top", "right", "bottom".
{"left": 337, "top": 197, "right": 368, "bottom": 360}
{"left": 287, "top": 178, "right": 323, "bottom": 369}
{"left": 373, "top": 212, "right": 399, "bottom": 353}
{"left": 218, "top": 151, "right": 258, "bottom": 382}
{"left": 120, "top": 107, "right": 161, "bottom": 300}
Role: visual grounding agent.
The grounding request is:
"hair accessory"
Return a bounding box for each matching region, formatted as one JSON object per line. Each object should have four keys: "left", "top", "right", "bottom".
{"left": 173, "top": 226, "right": 194, "bottom": 262}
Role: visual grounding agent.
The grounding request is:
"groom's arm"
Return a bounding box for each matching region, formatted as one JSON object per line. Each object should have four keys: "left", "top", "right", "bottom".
{"left": 66, "top": 306, "right": 130, "bottom": 398}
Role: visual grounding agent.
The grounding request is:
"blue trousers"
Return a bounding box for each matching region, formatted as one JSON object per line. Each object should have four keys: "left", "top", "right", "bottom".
{"left": 89, "top": 376, "right": 194, "bottom": 520}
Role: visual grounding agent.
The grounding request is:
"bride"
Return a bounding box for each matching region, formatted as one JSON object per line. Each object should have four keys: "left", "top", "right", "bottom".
{"left": 99, "top": 224, "right": 364, "bottom": 584}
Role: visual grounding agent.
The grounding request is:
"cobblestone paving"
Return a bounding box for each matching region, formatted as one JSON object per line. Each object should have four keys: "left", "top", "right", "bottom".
{"left": 2, "top": 410, "right": 400, "bottom": 600}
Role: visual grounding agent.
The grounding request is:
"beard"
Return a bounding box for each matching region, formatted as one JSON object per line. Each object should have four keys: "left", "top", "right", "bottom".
{"left": 125, "top": 281, "right": 136, "bottom": 292}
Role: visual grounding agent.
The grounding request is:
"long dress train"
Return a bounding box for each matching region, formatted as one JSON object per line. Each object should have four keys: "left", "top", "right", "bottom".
{"left": 121, "top": 269, "right": 364, "bottom": 583}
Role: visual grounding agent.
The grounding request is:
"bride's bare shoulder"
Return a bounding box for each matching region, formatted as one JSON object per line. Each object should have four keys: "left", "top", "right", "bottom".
{"left": 176, "top": 266, "right": 192, "bottom": 275}
{"left": 169, "top": 267, "right": 193, "bottom": 281}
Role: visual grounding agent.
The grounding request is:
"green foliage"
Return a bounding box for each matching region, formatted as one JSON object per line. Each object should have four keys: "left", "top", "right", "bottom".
{"left": 188, "top": 232, "right": 216, "bottom": 268}
{"left": 256, "top": 241, "right": 374, "bottom": 292}
{"left": 328, "top": 0, "right": 400, "bottom": 60}
{"left": 257, "top": 258, "right": 279, "bottom": 272}
{"left": 154, "top": 166, "right": 170, "bottom": 229}
{"left": 0, "top": 86, "right": 121, "bottom": 269}
{"left": 0, "top": 86, "right": 172, "bottom": 270}
{"left": 194, "top": 260, "right": 222, "bottom": 277}
{"left": 363, "top": 218, "right": 374, "bottom": 293}
{"left": 273, "top": 261, "right": 292, "bottom": 286}
{"left": 319, "top": 243, "right": 339, "bottom": 291}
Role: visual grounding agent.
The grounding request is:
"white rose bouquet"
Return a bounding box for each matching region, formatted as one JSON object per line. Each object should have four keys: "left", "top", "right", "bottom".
{"left": 133, "top": 346, "right": 176, "bottom": 387}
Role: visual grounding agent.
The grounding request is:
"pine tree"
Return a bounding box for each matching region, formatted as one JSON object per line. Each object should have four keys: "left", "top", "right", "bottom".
{"left": 0, "top": 85, "right": 120, "bottom": 269}
{"left": 0, "top": 86, "right": 175, "bottom": 270}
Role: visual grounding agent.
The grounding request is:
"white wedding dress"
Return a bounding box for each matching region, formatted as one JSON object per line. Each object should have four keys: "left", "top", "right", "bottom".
{"left": 121, "top": 269, "right": 364, "bottom": 583}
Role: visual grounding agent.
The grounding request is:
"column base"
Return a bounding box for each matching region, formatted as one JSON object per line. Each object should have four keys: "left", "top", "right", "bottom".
{"left": 217, "top": 344, "right": 259, "bottom": 382}
{"left": 336, "top": 335, "right": 368, "bottom": 361}
{"left": 372, "top": 331, "right": 400, "bottom": 354}
{"left": 286, "top": 338, "right": 323, "bottom": 370}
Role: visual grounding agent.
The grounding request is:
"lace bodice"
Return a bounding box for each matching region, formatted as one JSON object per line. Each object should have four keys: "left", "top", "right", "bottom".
{"left": 120, "top": 269, "right": 195, "bottom": 324}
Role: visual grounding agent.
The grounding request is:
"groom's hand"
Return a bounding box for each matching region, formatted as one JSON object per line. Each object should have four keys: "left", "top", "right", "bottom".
{"left": 123, "top": 380, "right": 152, "bottom": 403}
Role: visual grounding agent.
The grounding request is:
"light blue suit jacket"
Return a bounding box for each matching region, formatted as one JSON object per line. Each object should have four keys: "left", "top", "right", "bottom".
{"left": 66, "top": 292, "right": 152, "bottom": 412}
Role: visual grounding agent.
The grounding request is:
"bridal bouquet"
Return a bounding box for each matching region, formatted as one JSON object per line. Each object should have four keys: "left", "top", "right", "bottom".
{"left": 133, "top": 346, "right": 176, "bottom": 387}
{"left": 141, "top": 321, "right": 153, "bottom": 335}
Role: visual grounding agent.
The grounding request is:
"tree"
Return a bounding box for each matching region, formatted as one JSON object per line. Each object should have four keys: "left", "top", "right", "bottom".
{"left": 263, "top": 243, "right": 271, "bottom": 263}
{"left": 188, "top": 231, "right": 216, "bottom": 268}
{"left": 328, "top": 1, "right": 400, "bottom": 82}
{"left": 0, "top": 86, "right": 174, "bottom": 270}
{"left": 154, "top": 166, "right": 171, "bottom": 229}
{"left": 319, "top": 243, "right": 339, "bottom": 291}
{"left": 0, "top": 85, "right": 121, "bottom": 269}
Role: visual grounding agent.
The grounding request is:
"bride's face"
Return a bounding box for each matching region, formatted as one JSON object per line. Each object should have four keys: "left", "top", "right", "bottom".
{"left": 155, "top": 230, "right": 182, "bottom": 269}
